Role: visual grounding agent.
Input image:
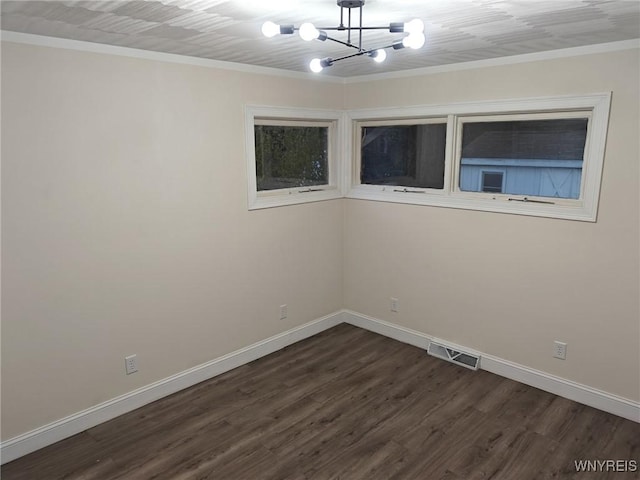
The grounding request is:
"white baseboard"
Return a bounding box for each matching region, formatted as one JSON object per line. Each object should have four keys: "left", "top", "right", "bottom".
{"left": 0, "top": 312, "right": 343, "bottom": 464}
{"left": 343, "top": 310, "right": 640, "bottom": 423}
{"left": 3, "top": 309, "right": 638, "bottom": 464}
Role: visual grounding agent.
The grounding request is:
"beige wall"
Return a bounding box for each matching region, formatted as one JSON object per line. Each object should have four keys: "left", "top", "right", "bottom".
{"left": 1, "top": 42, "right": 344, "bottom": 440}
{"left": 2, "top": 41, "right": 638, "bottom": 443}
{"left": 343, "top": 49, "right": 640, "bottom": 402}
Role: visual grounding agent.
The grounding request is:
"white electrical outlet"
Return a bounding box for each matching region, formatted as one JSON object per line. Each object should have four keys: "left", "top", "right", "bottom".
{"left": 553, "top": 341, "right": 567, "bottom": 360}
{"left": 125, "top": 354, "right": 138, "bottom": 375}
{"left": 280, "top": 304, "right": 288, "bottom": 320}
{"left": 390, "top": 297, "right": 399, "bottom": 313}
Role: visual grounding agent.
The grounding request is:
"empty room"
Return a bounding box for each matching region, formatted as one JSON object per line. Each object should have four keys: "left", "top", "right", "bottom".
{"left": 1, "top": 0, "right": 639, "bottom": 478}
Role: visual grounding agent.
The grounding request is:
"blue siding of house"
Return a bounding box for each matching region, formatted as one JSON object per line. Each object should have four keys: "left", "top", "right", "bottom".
{"left": 460, "top": 158, "right": 582, "bottom": 199}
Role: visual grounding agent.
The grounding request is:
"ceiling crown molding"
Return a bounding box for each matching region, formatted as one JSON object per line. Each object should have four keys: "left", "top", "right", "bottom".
{"left": 2, "top": 31, "right": 638, "bottom": 86}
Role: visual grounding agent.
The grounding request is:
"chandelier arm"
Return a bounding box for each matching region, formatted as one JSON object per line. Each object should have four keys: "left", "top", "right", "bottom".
{"left": 325, "top": 36, "right": 362, "bottom": 50}
{"left": 331, "top": 45, "right": 383, "bottom": 63}
{"left": 370, "top": 43, "right": 397, "bottom": 51}
{"left": 331, "top": 43, "right": 398, "bottom": 64}
{"left": 301, "top": 26, "right": 391, "bottom": 31}
{"left": 354, "top": 26, "right": 397, "bottom": 30}
{"left": 331, "top": 50, "right": 368, "bottom": 63}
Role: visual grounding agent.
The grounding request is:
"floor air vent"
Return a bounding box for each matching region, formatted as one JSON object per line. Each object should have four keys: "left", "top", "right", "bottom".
{"left": 427, "top": 342, "right": 480, "bottom": 370}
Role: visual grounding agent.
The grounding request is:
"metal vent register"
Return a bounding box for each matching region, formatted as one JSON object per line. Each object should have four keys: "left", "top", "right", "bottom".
{"left": 427, "top": 342, "right": 480, "bottom": 370}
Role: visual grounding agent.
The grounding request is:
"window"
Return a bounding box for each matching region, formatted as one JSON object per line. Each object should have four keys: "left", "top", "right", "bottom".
{"left": 255, "top": 122, "right": 328, "bottom": 191}
{"left": 348, "top": 93, "right": 611, "bottom": 221}
{"left": 457, "top": 115, "right": 588, "bottom": 200}
{"left": 359, "top": 121, "right": 447, "bottom": 190}
{"left": 246, "top": 106, "right": 345, "bottom": 209}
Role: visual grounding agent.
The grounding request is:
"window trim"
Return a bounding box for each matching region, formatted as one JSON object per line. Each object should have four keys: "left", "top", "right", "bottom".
{"left": 347, "top": 93, "right": 611, "bottom": 222}
{"left": 245, "top": 105, "right": 347, "bottom": 210}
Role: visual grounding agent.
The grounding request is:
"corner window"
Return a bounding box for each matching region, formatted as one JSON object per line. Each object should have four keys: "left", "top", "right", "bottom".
{"left": 246, "top": 106, "right": 345, "bottom": 209}
{"left": 359, "top": 121, "right": 447, "bottom": 190}
{"left": 348, "top": 93, "right": 611, "bottom": 221}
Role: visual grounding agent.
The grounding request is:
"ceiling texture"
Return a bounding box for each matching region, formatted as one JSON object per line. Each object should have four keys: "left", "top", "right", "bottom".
{"left": 1, "top": 0, "right": 639, "bottom": 77}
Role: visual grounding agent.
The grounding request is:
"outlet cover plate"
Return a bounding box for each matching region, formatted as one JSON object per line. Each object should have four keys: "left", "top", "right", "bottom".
{"left": 125, "top": 354, "right": 138, "bottom": 374}
{"left": 390, "top": 297, "right": 399, "bottom": 313}
{"left": 553, "top": 341, "right": 567, "bottom": 360}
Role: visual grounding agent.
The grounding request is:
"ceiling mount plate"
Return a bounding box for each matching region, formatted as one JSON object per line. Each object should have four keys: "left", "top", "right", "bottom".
{"left": 337, "top": 0, "right": 365, "bottom": 8}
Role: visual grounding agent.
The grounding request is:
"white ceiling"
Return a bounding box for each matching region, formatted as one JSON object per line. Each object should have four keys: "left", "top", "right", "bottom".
{"left": 1, "top": 0, "right": 639, "bottom": 77}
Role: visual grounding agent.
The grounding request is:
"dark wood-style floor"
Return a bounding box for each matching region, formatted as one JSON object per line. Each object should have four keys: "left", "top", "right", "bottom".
{"left": 3, "top": 324, "right": 639, "bottom": 479}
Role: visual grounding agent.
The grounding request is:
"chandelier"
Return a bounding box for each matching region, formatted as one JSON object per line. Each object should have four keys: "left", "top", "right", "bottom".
{"left": 261, "top": 0, "right": 425, "bottom": 72}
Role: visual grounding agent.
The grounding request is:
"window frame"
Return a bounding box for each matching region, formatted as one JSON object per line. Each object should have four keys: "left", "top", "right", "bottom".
{"left": 245, "top": 105, "right": 347, "bottom": 210}
{"left": 347, "top": 93, "right": 611, "bottom": 222}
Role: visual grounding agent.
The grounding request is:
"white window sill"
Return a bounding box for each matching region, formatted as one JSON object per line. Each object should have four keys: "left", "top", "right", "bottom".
{"left": 347, "top": 185, "right": 597, "bottom": 222}
{"left": 250, "top": 188, "right": 343, "bottom": 210}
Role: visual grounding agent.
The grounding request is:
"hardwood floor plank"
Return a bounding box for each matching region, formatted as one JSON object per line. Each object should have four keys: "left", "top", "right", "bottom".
{"left": 0, "top": 432, "right": 108, "bottom": 480}
{"left": 320, "top": 439, "right": 409, "bottom": 480}
{"left": 3, "top": 324, "right": 638, "bottom": 480}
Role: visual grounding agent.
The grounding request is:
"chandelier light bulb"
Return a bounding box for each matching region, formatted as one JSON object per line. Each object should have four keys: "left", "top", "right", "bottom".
{"left": 404, "top": 18, "right": 425, "bottom": 34}
{"left": 262, "top": 21, "right": 280, "bottom": 38}
{"left": 299, "top": 22, "right": 319, "bottom": 41}
{"left": 372, "top": 49, "right": 387, "bottom": 63}
{"left": 310, "top": 57, "right": 333, "bottom": 72}
{"left": 309, "top": 58, "right": 324, "bottom": 72}
{"left": 403, "top": 32, "right": 426, "bottom": 49}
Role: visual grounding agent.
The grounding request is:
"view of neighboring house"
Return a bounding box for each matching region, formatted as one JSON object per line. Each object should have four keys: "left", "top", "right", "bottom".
{"left": 460, "top": 118, "right": 588, "bottom": 199}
